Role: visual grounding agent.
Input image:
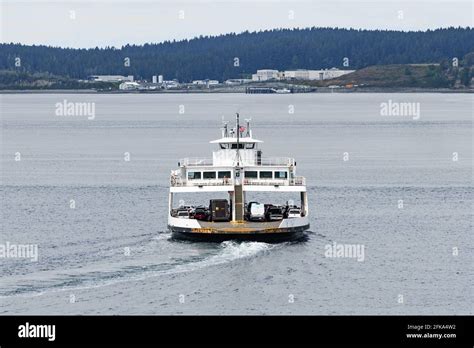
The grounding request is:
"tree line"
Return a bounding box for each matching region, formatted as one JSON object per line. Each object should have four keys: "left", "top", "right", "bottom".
{"left": 0, "top": 27, "right": 473, "bottom": 82}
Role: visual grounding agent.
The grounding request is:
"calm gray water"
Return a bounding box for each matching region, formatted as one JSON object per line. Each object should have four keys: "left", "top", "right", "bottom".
{"left": 0, "top": 93, "right": 472, "bottom": 314}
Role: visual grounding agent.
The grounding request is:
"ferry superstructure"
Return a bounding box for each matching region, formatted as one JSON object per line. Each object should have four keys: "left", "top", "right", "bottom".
{"left": 168, "top": 114, "right": 309, "bottom": 241}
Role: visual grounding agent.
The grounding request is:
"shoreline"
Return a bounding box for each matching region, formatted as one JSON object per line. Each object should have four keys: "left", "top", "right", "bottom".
{"left": 1, "top": 87, "right": 473, "bottom": 94}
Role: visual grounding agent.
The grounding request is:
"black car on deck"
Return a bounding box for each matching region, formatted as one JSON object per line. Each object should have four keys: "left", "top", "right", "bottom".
{"left": 265, "top": 205, "right": 284, "bottom": 221}
{"left": 193, "top": 206, "right": 209, "bottom": 221}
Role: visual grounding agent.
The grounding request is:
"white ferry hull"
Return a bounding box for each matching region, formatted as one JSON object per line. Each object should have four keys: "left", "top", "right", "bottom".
{"left": 168, "top": 215, "right": 310, "bottom": 242}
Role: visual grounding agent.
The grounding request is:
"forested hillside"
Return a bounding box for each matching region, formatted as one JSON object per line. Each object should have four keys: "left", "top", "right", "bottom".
{"left": 1, "top": 27, "right": 473, "bottom": 82}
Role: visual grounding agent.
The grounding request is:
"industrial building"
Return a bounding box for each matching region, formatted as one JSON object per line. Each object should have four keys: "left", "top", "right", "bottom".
{"left": 283, "top": 68, "right": 355, "bottom": 80}
{"left": 224, "top": 78, "right": 253, "bottom": 85}
{"left": 118, "top": 81, "right": 140, "bottom": 90}
{"left": 251, "top": 69, "right": 280, "bottom": 81}
{"left": 90, "top": 75, "right": 134, "bottom": 82}
{"left": 252, "top": 68, "right": 355, "bottom": 81}
{"left": 117, "top": 75, "right": 180, "bottom": 91}
{"left": 192, "top": 79, "right": 219, "bottom": 86}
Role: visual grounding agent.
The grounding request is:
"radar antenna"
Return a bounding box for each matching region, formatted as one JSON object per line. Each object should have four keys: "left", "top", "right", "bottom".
{"left": 222, "top": 121, "right": 228, "bottom": 138}
{"left": 235, "top": 113, "right": 242, "bottom": 166}
{"left": 244, "top": 118, "right": 251, "bottom": 138}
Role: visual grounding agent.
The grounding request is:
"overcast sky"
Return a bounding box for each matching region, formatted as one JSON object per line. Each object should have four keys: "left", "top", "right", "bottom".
{"left": 1, "top": 0, "right": 472, "bottom": 48}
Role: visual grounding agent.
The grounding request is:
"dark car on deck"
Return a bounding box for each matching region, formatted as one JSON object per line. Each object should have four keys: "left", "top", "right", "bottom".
{"left": 265, "top": 206, "right": 284, "bottom": 221}
{"left": 193, "top": 206, "right": 209, "bottom": 221}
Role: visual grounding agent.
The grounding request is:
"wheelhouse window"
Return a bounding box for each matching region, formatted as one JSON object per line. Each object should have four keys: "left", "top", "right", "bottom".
{"left": 274, "top": 171, "right": 288, "bottom": 179}
{"left": 245, "top": 143, "right": 255, "bottom": 149}
{"left": 231, "top": 143, "right": 245, "bottom": 149}
{"left": 219, "top": 143, "right": 230, "bottom": 149}
{"left": 203, "top": 171, "right": 216, "bottom": 179}
{"left": 259, "top": 171, "right": 273, "bottom": 179}
{"left": 188, "top": 171, "right": 201, "bottom": 180}
{"left": 218, "top": 171, "right": 231, "bottom": 179}
{"left": 244, "top": 171, "right": 258, "bottom": 178}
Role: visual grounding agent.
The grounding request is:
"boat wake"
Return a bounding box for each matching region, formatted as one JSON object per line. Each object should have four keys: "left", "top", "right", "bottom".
{"left": 0, "top": 238, "right": 279, "bottom": 299}
{"left": 176, "top": 240, "right": 276, "bottom": 271}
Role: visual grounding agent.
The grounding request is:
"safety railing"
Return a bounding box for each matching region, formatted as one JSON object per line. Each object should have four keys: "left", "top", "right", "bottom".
{"left": 258, "top": 157, "right": 296, "bottom": 166}
{"left": 171, "top": 177, "right": 233, "bottom": 187}
{"left": 171, "top": 176, "right": 306, "bottom": 187}
{"left": 290, "top": 176, "right": 306, "bottom": 186}
{"left": 180, "top": 156, "right": 295, "bottom": 167}
{"left": 180, "top": 158, "right": 213, "bottom": 166}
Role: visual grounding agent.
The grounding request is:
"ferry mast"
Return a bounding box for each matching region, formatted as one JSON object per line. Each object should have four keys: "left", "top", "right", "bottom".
{"left": 233, "top": 113, "right": 244, "bottom": 221}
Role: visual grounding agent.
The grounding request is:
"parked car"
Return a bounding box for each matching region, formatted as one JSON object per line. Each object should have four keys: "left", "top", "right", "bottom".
{"left": 193, "top": 206, "right": 209, "bottom": 221}
{"left": 283, "top": 205, "right": 301, "bottom": 218}
{"left": 265, "top": 206, "right": 284, "bottom": 221}
{"left": 177, "top": 209, "right": 190, "bottom": 219}
{"left": 179, "top": 205, "right": 194, "bottom": 211}
{"left": 247, "top": 201, "right": 265, "bottom": 221}
{"left": 286, "top": 207, "right": 301, "bottom": 218}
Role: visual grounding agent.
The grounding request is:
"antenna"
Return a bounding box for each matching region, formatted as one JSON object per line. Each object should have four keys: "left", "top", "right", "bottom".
{"left": 236, "top": 113, "right": 241, "bottom": 166}
{"left": 222, "top": 120, "right": 228, "bottom": 138}
{"left": 245, "top": 118, "right": 251, "bottom": 137}
{"left": 220, "top": 116, "right": 227, "bottom": 138}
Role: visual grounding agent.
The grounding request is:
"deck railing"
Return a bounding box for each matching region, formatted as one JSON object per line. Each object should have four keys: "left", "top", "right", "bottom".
{"left": 181, "top": 157, "right": 295, "bottom": 167}
{"left": 290, "top": 176, "right": 306, "bottom": 186}
{"left": 171, "top": 176, "right": 305, "bottom": 187}
{"left": 243, "top": 179, "right": 287, "bottom": 186}
{"left": 171, "top": 178, "right": 234, "bottom": 187}
{"left": 243, "top": 176, "right": 305, "bottom": 186}
{"left": 259, "top": 157, "right": 296, "bottom": 166}
{"left": 180, "top": 158, "right": 213, "bottom": 166}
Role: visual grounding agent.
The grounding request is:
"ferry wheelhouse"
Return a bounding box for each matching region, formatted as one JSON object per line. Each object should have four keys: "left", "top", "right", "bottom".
{"left": 168, "top": 114, "right": 309, "bottom": 241}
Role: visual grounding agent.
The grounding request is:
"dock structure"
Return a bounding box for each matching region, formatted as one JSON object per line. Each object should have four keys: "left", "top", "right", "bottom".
{"left": 245, "top": 87, "right": 278, "bottom": 94}
{"left": 245, "top": 86, "right": 316, "bottom": 94}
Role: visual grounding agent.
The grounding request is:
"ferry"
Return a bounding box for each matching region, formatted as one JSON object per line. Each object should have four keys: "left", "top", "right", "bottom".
{"left": 168, "top": 114, "right": 309, "bottom": 241}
